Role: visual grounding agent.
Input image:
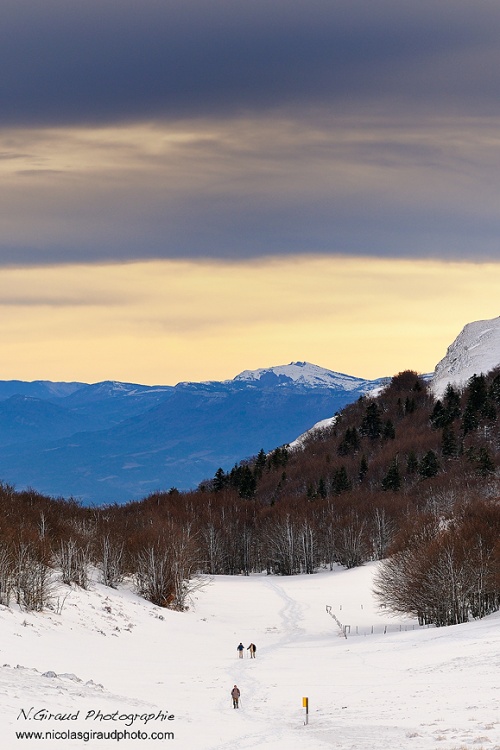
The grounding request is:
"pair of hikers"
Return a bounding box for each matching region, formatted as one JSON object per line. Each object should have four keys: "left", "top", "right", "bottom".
{"left": 237, "top": 642, "right": 256, "bottom": 658}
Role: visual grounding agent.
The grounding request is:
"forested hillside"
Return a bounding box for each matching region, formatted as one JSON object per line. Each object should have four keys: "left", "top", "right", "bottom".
{"left": 1, "top": 370, "right": 499, "bottom": 627}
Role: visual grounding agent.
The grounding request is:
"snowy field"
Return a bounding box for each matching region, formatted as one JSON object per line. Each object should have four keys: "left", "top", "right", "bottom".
{"left": 1, "top": 562, "right": 499, "bottom": 750}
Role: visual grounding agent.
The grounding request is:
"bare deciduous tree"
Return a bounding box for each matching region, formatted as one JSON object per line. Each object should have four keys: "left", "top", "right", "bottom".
{"left": 58, "top": 539, "right": 91, "bottom": 589}
{"left": 13, "top": 542, "right": 53, "bottom": 612}
{"left": 0, "top": 545, "right": 13, "bottom": 606}
{"left": 99, "top": 535, "right": 124, "bottom": 588}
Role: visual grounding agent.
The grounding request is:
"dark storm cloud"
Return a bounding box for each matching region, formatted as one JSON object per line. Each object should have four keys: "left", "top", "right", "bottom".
{"left": 2, "top": 0, "right": 500, "bottom": 267}
{"left": 1, "top": 0, "right": 500, "bottom": 126}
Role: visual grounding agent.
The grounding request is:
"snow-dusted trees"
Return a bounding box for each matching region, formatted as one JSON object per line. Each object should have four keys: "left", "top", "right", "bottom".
{"left": 374, "top": 501, "right": 500, "bottom": 626}
{"left": 0, "top": 545, "right": 13, "bottom": 606}
{"left": 298, "top": 519, "right": 317, "bottom": 575}
{"left": 99, "top": 535, "right": 124, "bottom": 588}
{"left": 203, "top": 523, "right": 226, "bottom": 575}
{"left": 334, "top": 511, "right": 368, "bottom": 569}
{"left": 58, "top": 539, "right": 91, "bottom": 589}
{"left": 371, "top": 507, "right": 395, "bottom": 560}
{"left": 375, "top": 535, "right": 480, "bottom": 626}
{"left": 132, "top": 523, "right": 201, "bottom": 610}
{"left": 12, "top": 541, "right": 53, "bottom": 612}
{"left": 195, "top": 498, "right": 259, "bottom": 575}
{"left": 373, "top": 546, "right": 427, "bottom": 622}
{"left": 262, "top": 511, "right": 320, "bottom": 575}
{"left": 135, "top": 543, "right": 176, "bottom": 608}
{"left": 0, "top": 538, "right": 54, "bottom": 612}
{"left": 263, "top": 513, "right": 300, "bottom": 575}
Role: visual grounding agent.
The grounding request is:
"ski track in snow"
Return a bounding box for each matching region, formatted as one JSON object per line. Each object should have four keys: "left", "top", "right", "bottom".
{"left": 205, "top": 577, "right": 309, "bottom": 750}
{"left": 264, "top": 577, "right": 306, "bottom": 640}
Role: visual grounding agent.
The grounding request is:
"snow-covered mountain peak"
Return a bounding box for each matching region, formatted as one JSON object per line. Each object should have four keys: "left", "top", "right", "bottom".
{"left": 431, "top": 316, "right": 500, "bottom": 398}
{"left": 233, "top": 361, "right": 368, "bottom": 390}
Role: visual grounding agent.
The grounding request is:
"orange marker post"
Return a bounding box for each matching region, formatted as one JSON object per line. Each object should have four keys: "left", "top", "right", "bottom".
{"left": 302, "top": 696, "right": 309, "bottom": 725}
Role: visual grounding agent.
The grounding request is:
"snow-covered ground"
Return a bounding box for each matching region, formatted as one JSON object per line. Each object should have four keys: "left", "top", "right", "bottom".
{"left": 1, "top": 563, "right": 499, "bottom": 749}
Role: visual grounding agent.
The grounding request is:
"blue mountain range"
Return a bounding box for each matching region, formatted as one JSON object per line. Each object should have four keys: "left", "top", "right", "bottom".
{"left": 0, "top": 362, "right": 384, "bottom": 505}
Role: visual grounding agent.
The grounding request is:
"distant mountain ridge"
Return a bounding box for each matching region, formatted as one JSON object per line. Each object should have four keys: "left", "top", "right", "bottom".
{"left": 0, "top": 362, "right": 383, "bottom": 505}
{"left": 0, "top": 380, "right": 84, "bottom": 401}
{"left": 2, "top": 314, "right": 499, "bottom": 508}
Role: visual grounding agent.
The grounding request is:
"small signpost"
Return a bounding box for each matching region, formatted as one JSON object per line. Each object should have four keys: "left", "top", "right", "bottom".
{"left": 302, "top": 696, "right": 309, "bottom": 725}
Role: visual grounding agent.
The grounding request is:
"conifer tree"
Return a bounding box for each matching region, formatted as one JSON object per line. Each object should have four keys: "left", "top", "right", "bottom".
{"left": 382, "top": 458, "right": 401, "bottom": 491}
{"left": 332, "top": 466, "right": 351, "bottom": 495}
{"left": 406, "top": 451, "right": 419, "bottom": 474}
{"left": 360, "top": 402, "right": 383, "bottom": 439}
{"left": 238, "top": 466, "right": 257, "bottom": 499}
{"left": 317, "top": 478, "right": 327, "bottom": 499}
{"left": 467, "top": 374, "right": 488, "bottom": 413}
{"left": 489, "top": 373, "right": 500, "bottom": 404}
{"left": 477, "top": 446, "right": 495, "bottom": 476}
{"left": 213, "top": 467, "right": 227, "bottom": 492}
{"left": 462, "top": 403, "right": 479, "bottom": 435}
{"left": 254, "top": 449, "right": 267, "bottom": 478}
{"left": 419, "top": 450, "right": 439, "bottom": 478}
{"left": 461, "top": 373, "right": 496, "bottom": 430}
{"left": 404, "top": 397, "right": 416, "bottom": 414}
{"left": 443, "top": 383, "right": 461, "bottom": 421}
{"left": 383, "top": 419, "right": 396, "bottom": 440}
{"left": 358, "top": 455, "right": 368, "bottom": 482}
{"left": 338, "top": 427, "right": 360, "bottom": 456}
{"left": 441, "top": 425, "right": 458, "bottom": 458}
{"left": 430, "top": 400, "right": 447, "bottom": 429}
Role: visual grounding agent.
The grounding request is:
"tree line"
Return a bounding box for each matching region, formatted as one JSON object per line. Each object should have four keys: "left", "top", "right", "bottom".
{"left": 0, "top": 369, "right": 499, "bottom": 627}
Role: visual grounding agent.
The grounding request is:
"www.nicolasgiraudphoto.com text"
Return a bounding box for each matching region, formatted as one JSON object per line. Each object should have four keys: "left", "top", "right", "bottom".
{"left": 15, "top": 706, "right": 176, "bottom": 743}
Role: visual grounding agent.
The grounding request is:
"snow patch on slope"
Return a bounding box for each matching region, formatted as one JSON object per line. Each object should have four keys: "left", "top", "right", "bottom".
{"left": 431, "top": 316, "right": 500, "bottom": 398}
{"left": 288, "top": 416, "right": 337, "bottom": 451}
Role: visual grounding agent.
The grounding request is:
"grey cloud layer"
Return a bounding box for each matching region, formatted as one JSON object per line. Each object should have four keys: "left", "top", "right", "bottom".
{"left": 2, "top": 0, "right": 500, "bottom": 125}
{"left": 2, "top": 116, "right": 499, "bottom": 264}
{"left": 1, "top": 1, "right": 500, "bottom": 265}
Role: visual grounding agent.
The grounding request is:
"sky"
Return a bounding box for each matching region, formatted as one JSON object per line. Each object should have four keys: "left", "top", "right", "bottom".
{"left": 1, "top": 0, "right": 500, "bottom": 385}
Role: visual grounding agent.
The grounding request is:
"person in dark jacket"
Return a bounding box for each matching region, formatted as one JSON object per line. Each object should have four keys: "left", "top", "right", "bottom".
{"left": 231, "top": 685, "right": 241, "bottom": 708}
{"left": 247, "top": 643, "right": 256, "bottom": 658}
{"left": 237, "top": 642, "right": 244, "bottom": 658}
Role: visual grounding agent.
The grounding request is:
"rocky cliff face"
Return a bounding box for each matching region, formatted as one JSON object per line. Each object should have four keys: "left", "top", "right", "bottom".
{"left": 431, "top": 316, "right": 500, "bottom": 398}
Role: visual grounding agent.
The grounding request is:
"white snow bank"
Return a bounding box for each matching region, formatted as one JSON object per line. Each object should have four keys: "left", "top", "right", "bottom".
{"left": 1, "top": 564, "right": 499, "bottom": 749}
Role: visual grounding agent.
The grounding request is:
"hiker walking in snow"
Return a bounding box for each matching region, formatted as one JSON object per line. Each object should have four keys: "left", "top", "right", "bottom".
{"left": 231, "top": 685, "right": 241, "bottom": 708}
{"left": 237, "top": 642, "right": 244, "bottom": 658}
{"left": 247, "top": 643, "right": 256, "bottom": 658}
